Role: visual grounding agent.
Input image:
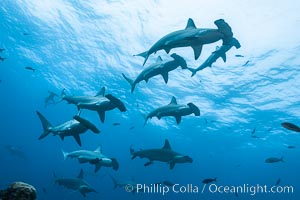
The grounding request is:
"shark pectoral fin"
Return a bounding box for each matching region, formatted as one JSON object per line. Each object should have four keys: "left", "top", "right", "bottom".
{"left": 97, "top": 111, "right": 105, "bottom": 123}
{"left": 192, "top": 45, "right": 203, "bottom": 60}
{"left": 73, "top": 134, "right": 82, "bottom": 146}
{"left": 144, "top": 161, "right": 153, "bottom": 166}
{"left": 221, "top": 53, "right": 227, "bottom": 62}
{"left": 161, "top": 73, "right": 169, "bottom": 84}
{"left": 95, "top": 163, "right": 101, "bottom": 173}
{"left": 175, "top": 115, "right": 182, "bottom": 124}
{"left": 169, "top": 162, "right": 176, "bottom": 170}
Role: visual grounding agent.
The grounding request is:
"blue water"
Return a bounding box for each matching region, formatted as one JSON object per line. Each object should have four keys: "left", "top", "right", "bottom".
{"left": 1, "top": 0, "right": 300, "bottom": 199}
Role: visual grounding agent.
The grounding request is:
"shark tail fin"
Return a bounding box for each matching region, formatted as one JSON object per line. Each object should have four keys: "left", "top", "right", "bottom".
{"left": 109, "top": 175, "right": 118, "bottom": 189}
{"left": 130, "top": 145, "right": 138, "bottom": 159}
{"left": 143, "top": 117, "right": 149, "bottom": 126}
{"left": 187, "top": 103, "right": 200, "bottom": 116}
{"left": 130, "top": 145, "right": 135, "bottom": 154}
{"left": 36, "top": 111, "right": 52, "bottom": 140}
{"left": 122, "top": 73, "right": 136, "bottom": 93}
{"left": 187, "top": 67, "right": 197, "bottom": 77}
{"left": 111, "top": 158, "right": 119, "bottom": 171}
{"left": 134, "top": 51, "right": 149, "bottom": 66}
{"left": 61, "top": 149, "right": 68, "bottom": 160}
{"left": 105, "top": 94, "right": 127, "bottom": 112}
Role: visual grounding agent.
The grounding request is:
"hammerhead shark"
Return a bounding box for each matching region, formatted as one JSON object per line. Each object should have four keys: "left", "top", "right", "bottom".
{"left": 145, "top": 96, "right": 200, "bottom": 125}
{"left": 136, "top": 18, "right": 234, "bottom": 65}
{"left": 110, "top": 175, "right": 138, "bottom": 193}
{"left": 122, "top": 53, "right": 187, "bottom": 93}
{"left": 54, "top": 169, "right": 97, "bottom": 197}
{"left": 61, "top": 87, "right": 126, "bottom": 123}
{"left": 36, "top": 111, "right": 100, "bottom": 146}
{"left": 62, "top": 146, "right": 119, "bottom": 172}
{"left": 189, "top": 37, "right": 241, "bottom": 76}
{"left": 4, "top": 145, "right": 28, "bottom": 160}
{"left": 130, "top": 139, "right": 193, "bottom": 169}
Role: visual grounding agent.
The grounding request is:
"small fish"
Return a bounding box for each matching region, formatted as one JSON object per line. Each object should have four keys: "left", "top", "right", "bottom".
{"left": 202, "top": 177, "right": 217, "bottom": 184}
{"left": 0, "top": 56, "right": 6, "bottom": 61}
{"left": 112, "top": 123, "right": 121, "bottom": 126}
{"left": 23, "top": 32, "right": 29, "bottom": 36}
{"left": 5, "top": 145, "right": 28, "bottom": 160}
{"left": 243, "top": 60, "right": 250, "bottom": 66}
{"left": 265, "top": 157, "right": 284, "bottom": 163}
{"left": 235, "top": 54, "right": 244, "bottom": 57}
{"left": 42, "top": 187, "right": 47, "bottom": 193}
{"left": 251, "top": 127, "right": 260, "bottom": 138}
{"left": 281, "top": 122, "right": 300, "bottom": 132}
{"left": 287, "top": 145, "right": 296, "bottom": 149}
{"left": 25, "top": 66, "right": 36, "bottom": 71}
{"left": 129, "top": 126, "right": 135, "bottom": 130}
{"left": 0, "top": 48, "right": 5, "bottom": 52}
{"left": 275, "top": 178, "right": 281, "bottom": 185}
{"left": 251, "top": 128, "right": 256, "bottom": 135}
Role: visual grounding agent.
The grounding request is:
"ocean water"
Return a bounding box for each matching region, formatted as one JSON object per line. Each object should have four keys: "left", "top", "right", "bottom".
{"left": 0, "top": 0, "right": 300, "bottom": 199}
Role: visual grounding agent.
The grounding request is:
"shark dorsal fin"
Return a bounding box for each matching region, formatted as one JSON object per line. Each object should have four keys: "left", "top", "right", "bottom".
{"left": 78, "top": 169, "right": 84, "bottom": 179}
{"left": 73, "top": 134, "right": 82, "bottom": 146}
{"left": 95, "top": 87, "right": 105, "bottom": 97}
{"left": 156, "top": 56, "right": 163, "bottom": 63}
{"left": 162, "top": 139, "right": 171, "bottom": 150}
{"left": 94, "top": 145, "right": 102, "bottom": 153}
{"left": 185, "top": 18, "right": 197, "bottom": 30}
{"left": 169, "top": 96, "right": 177, "bottom": 105}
